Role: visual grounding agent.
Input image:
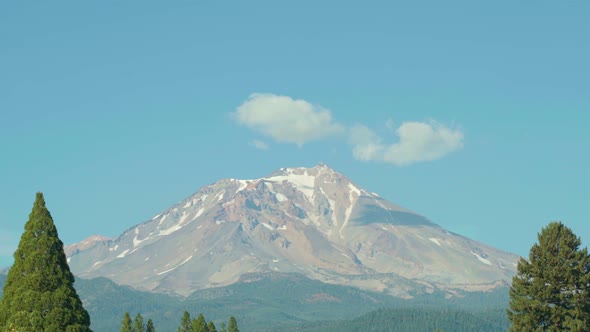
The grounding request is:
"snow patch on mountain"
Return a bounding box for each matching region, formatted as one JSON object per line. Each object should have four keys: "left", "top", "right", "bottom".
{"left": 194, "top": 208, "right": 204, "bottom": 219}
{"left": 117, "top": 249, "right": 130, "bottom": 258}
{"left": 133, "top": 235, "right": 146, "bottom": 247}
{"left": 348, "top": 183, "right": 361, "bottom": 197}
{"left": 275, "top": 192, "right": 288, "bottom": 202}
{"left": 472, "top": 251, "right": 492, "bottom": 266}
{"left": 158, "top": 214, "right": 168, "bottom": 225}
{"left": 340, "top": 188, "right": 357, "bottom": 237}
{"left": 236, "top": 180, "right": 249, "bottom": 193}
{"left": 267, "top": 170, "right": 316, "bottom": 200}
{"left": 216, "top": 191, "right": 225, "bottom": 201}
{"left": 179, "top": 212, "right": 189, "bottom": 225}
{"left": 261, "top": 223, "right": 274, "bottom": 230}
{"left": 157, "top": 255, "right": 193, "bottom": 275}
{"left": 159, "top": 224, "right": 182, "bottom": 236}
{"left": 429, "top": 238, "right": 442, "bottom": 247}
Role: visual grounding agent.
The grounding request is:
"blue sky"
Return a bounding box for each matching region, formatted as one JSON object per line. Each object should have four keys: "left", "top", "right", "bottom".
{"left": 1, "top": 1, "right": 589, "bottom": 267}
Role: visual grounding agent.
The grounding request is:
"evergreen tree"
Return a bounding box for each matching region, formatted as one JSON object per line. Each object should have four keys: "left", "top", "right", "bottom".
{"left": 192, "top": 313, "right": 208, "bottom": 332}
{"left": 508, "top": 221, "right": 590, "bottom": 331}
{"left": 0, "top": 193, "right": 92, "bottom": 331}
{"left": 220, "top": 322, "right": 227, "bottom": 332}
{"left": 227, "top": 316, "right": 239, "bottom": 332}
{"left": 207, "top": 320, "right": 217, "bottom": 332}
{"left": 179, "top": 311, "right": 192, "bottom": 332}
{"left": 134, "top": 313, "right": 145, "bottom": 332}
{"left": 192, "top": 314, "right": 209, "bottom": 332}
{"left": 146, "top": 318, "right": 155, "bottom": 332}
{"left": 121, "top": 312, "right": 133, "bottom": 332}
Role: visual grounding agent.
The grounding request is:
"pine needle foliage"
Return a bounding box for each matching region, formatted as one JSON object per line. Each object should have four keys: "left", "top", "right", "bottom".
{"left": 0, "top": 193, "right": 92, "bottom": 331}
{"left": 508, "top": 221, "right": 590, "bottom": 331}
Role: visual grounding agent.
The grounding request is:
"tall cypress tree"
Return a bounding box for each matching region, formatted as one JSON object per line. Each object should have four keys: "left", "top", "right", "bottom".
{"left": 508, "top": 221, "right": 590, "bottom": 331}
{"left": 0, "top": 193, "right": 92, "bottom": 331}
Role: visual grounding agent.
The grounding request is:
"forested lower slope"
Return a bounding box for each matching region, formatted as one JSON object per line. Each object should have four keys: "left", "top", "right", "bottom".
{"left": 0, "top": 273, "right": 509, "bottom": 331}
{"left": 288, "top": 308, "right": 508, "bottom": 332}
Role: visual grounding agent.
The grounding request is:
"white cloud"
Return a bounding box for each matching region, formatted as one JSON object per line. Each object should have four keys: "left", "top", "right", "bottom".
{"left": 233, "top": 93, "right": 345, "bottom": 146}
{"left": 350, "top": 121, "right": 464, "bottom": 166}
{"left": 250, "top": 139, "right": 269, "bottom": 150}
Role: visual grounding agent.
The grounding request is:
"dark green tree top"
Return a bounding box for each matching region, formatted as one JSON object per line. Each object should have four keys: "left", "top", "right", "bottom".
{"left": 0, "top": 192, "right": 92, "bottom": 331}
{"left": 227, "top": 316, "right": 239, "bottom": 332}
{"left": 192, "top": 313, "right": 208, "bottom": 332}
{"left": 508, "top": 221, "right": 590, "bottom": 331}
{"left": 178, "top": 311, "right": 191, "bottom": 332}
{"left": 207, "top": 320, "right": 217, "bottom": 332}
{"left": 121, "top": 312, "right": 133, "bottom": 332}
{"left": 133, "top": 313, "right": 145, "bottom": 332}
{"left": 146, "top": 318, "right": 155, "bottom": 332}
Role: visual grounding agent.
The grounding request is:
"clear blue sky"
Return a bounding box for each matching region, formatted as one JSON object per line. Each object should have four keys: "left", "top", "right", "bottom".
{"left": 1, "top": 1, "right": 589, "bottom": 267}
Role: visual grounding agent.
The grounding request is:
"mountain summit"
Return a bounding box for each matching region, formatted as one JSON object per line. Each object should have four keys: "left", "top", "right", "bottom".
{"left": 66, "top": 164, "right": 518, "bottom": 297}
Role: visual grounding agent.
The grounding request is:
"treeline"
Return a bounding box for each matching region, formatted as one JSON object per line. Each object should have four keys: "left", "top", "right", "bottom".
{"left": 120, "top": 311, "right": 239, "bottom": 332}
{"left": 290, "top": 307, "right": 508, "bottom": 332}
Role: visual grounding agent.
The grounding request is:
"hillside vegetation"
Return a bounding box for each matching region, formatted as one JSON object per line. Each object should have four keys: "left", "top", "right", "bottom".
{"left": 0, "top": 272, "right": 509, "bottom": 331}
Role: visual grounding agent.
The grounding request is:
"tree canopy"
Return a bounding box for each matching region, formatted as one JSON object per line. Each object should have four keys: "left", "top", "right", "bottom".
{"left": 0, "top": 192, "right": 92, "bottom": 331}
{"left": 121, "top": 312, "right": 133, "bottom": 332}
{"left": 146, "top": 318, "right": 155, "bottom": 332}
{"left": 134, "top": 313, "right": 145, "bottom": 332}
{"left": 179, "top": 311, "right": 191, "bottom": 332}
{"left": 508, "top": 221, "right": 590, "bottom": 331}
{"left": 227, "top": 316, "right": 239, "bottom": 332}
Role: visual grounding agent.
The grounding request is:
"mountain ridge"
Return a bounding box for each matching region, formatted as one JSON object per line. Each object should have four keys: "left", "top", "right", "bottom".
{"left": 66, "top": 163, "right": 518, "bottom": 297}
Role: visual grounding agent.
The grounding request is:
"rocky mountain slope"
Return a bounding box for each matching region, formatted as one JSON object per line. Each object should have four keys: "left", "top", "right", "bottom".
{"left": 66, "top": 164, "right": 518, "bottom": 297}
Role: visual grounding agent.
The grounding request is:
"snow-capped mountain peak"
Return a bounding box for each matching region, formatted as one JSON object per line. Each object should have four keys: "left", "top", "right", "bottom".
{"left": 66, "top": 164, "right": 518, "bottom": 297}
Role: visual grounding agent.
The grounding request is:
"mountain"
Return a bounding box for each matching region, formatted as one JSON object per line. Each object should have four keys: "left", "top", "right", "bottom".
{"left": 66, "top": 163, "right": 518, "bottom": 297}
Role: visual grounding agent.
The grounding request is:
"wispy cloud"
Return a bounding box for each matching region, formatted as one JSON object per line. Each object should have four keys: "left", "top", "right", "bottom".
{"left": 233, "top": 93, "right": 345, "bottom": 146}
{"left": 350, "top": 121, "right": 464, "bottom": 166}
{"left": 233, "top": 93, "right": 464, "bottom": 166}
{"left": 250, "top": 139, "right": 270, "bottom": 150}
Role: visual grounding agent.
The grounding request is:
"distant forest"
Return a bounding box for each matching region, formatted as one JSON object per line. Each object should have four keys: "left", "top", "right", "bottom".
{"left": 0, "top": 273, "right": 510, "bottom": 331}
{"left": 287, "top": 307, "right": 508, "bottom": 332}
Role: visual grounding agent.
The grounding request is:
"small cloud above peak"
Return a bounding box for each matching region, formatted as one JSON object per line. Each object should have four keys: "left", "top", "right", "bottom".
{"left": 232, "top": 93, "right": 464, "bottom": 166}
{"left": 232, "top": 93, "right": 345, "bottom": 146}
{"left": 351, "top": 120, "right": 464, "bottom": 166}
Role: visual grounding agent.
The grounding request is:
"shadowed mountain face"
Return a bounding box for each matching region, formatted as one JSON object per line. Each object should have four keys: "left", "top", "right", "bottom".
{"left": 65, "top": 164, "right": 518, "bottom": 297}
